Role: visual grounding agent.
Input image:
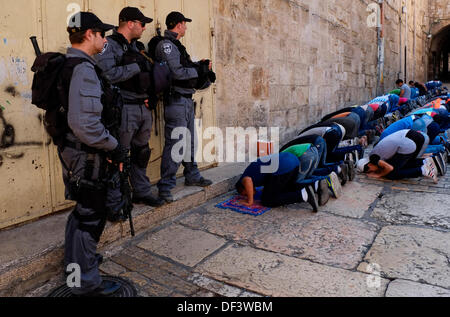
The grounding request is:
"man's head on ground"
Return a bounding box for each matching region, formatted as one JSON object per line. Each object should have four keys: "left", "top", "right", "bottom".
{"left": 235, "top": 177, "right": 256, "bottom": 197}
{"left": 396, "top": 79, "right": 404, "bottom": 88}
{"left": 67, "top": 12, "right": 113, "bottom": 56}
{"left": 357, "top": 157, "right": 379, "bottom": 173}
{"left": 118, "top": 7, "right": 153, "bottom": 42}
{"left": 166, "top": 11, "right": 192, "bottom": 39}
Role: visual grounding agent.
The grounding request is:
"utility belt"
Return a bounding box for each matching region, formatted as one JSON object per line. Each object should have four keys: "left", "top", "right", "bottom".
{"left": 171, "top": 91, "right": 193, "bottom": 99}
{"left": 123, "top": 97, "right": 148, "bottom": 105}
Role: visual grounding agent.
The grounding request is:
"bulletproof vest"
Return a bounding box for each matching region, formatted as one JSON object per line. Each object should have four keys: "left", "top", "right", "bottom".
{"left": 166, "top": 38, "right": 200, "bottom": 89}
{"left": 107, "top": 33, "right": 151, "bottom": 94}
{"left": 57, "top": 58, "right": 122, "bottom": 148}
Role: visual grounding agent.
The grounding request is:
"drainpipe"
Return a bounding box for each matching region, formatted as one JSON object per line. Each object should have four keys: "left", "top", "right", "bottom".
{"left": 398, "top": 2, "right": 402, "bottom": 80}
{"left": 376, "top": 0, "right": 385, "bottom": 96}
{"left": 413, "top": 1, "right": 416, "bottom": 80}
{"left": 404, "top": 2, "right": 408, "bottom": 82}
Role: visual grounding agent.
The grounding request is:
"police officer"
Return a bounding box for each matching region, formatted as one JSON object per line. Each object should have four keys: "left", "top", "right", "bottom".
{"left": 62, "top": 12, "right": 127, "bottom": 296}
{"left": 155, "top": 11, "right": 214, "bottom": 203}
{"left": 95, "top": 7, "right": 164, "bottom": 207}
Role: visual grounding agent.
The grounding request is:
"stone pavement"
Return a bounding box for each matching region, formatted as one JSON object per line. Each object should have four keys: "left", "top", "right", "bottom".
{"left": 27, "top": 160, "right": 450, "bottom": 297}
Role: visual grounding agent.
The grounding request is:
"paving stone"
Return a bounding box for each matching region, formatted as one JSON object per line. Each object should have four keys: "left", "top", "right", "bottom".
{"left": 358, "top": 226, "right": 450, "bottom": 289}
{"left": 141, "top": 281, "right": 175, "bottom": 297}
{"left": 188, "top": 273, "right": 243, "bottom": 297}
{"left": 119, "top": 271, "right": 151, "bottom": 288}
{"left": 240, "top": 291, "right": 263, "bottom": 297}
{"left": 122, "top": 246, "right": 191, "bottom": 279}
{"left": 99, "top": 261, "right": 128, "bottom": 276}
{"left": 322, "top": 181, "right": 382, "bottom": 218}
{"left": 386, "top": 279, "right": 450, "bottom": 297}
{"left": 191, "top": 290, "right": 220, "bottom": 297}
{"left": 372, "top": 192, "right": 450, "bottom": 229}
{"left": 196, "top": 244, "right": 389, "bottom": 297}
{"left": 137, "top": 224, "right": 227, "bottom": 267}
{"left": 181, "top": 206, "right": 378, "bottom": 269}
{"left": 112, "top": 253, "right": 201, "bottom": 296}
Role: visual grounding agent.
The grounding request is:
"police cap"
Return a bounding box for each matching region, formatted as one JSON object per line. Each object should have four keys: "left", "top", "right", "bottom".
{"left": 119, "top": 7, "right": 153, "bottom": 23}
{"left": 67, "top": 12, "right": 114, "bottom": 34}
{"left": 166, "top": 11, "right": 192, "bottom": 29}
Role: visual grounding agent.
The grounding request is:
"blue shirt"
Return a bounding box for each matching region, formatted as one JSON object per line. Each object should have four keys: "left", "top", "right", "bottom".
{"left": 380, "top": 117, "right": 414, "bottom": 140}
{"left": 238, "top": 152, "right": 300, "bottom": 187}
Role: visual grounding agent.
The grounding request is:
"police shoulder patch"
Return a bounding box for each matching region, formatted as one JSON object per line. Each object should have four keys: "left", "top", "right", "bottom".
{"left": 163, "top": 43, "right": 172, "bottom": 55}
{"left": 99, "top": 42, "right": 108, "bottom": 55}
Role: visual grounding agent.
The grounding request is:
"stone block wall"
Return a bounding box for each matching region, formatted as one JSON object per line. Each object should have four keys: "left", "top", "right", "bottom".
{"left": 429, "top": 0, "right": 450, "bottom": 34}
{"left": 212, "top": 0, "right": 431, "bottom": 145}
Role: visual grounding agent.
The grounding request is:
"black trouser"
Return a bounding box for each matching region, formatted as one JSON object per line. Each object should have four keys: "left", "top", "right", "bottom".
{"left": 406, "top": 129, "right": 426, "bottom": 157}
{"left": 386, "top": 155, "right": 423, "bottom": 180}
{"left": 323, "top": 117, "right": 358, "bottom": 139}
{"left": 280, "top": 135, "right": 321, "bottom": 152}
{"left": 385, "top": 130, "right": 426, "bottom": 180}
{"left": 261, "top": 168, "right": 303, "bottom": 207}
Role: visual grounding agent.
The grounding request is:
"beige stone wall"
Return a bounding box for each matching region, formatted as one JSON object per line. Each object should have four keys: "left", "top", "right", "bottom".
{"left": 212, "top": 0, "right": 431, "bottom": 144}
{"left": 429, "top": 0, "right": 450, "bottom": 34}
{"left": 385, "top": 0, "right": 430, "bottom": 84}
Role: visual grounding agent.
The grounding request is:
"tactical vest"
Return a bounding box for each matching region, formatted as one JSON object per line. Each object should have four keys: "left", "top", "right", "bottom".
{"left": 57, "top": 57, "right": 122, "bottom": 150}
{"left": 169, "top": 38, "right": 200, "bottom": 89}
{"left": 149, "top": 36, "right": 201, "bottom": 90}
{"left": 107, "top": 33, "right": 151, "bottom": 94}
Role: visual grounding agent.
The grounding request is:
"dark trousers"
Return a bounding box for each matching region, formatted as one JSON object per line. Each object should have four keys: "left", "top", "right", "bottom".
{"left": 261, "top": 168, "right": 303, "bottom": 207}
{"left": 386, "top": 155, "right": 423, "bottom": 180}
{"left": 158, "top": 95, "right": 201, "bottom": 193}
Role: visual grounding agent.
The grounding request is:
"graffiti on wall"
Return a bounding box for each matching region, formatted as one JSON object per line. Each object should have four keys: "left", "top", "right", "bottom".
{"left": 0, "top": 103, "right": 51, "bottom": 168}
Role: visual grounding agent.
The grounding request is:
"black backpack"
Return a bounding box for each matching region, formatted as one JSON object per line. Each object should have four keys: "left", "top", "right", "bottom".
{"left": 31, "top": 54, "right": 93, "bottom": 147}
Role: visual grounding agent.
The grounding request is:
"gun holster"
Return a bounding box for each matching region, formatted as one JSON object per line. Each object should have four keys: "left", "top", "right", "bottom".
{"left": 68, "top": 177, "right": 107, "bottom": 212}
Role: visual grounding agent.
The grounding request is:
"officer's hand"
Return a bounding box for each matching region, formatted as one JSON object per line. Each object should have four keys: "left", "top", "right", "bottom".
{"left": 196, "top": 62, "right": 210, "bottom": 78}
{"left": 200, "top": 59, "right": 213, "bottom": 71}
{"left": 208, "top": 71, "right": 216, "bottom": 83}
{"left": 108, "top": 144, "right": 129, "bottom": 165}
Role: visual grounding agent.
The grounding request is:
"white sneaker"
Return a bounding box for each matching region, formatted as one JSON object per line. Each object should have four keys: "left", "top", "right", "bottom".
{"left": 422, "top": 163, "right": 438, "bottom": 184}
{"left": 424, "top": 157, "right": 436, "bottom": 173}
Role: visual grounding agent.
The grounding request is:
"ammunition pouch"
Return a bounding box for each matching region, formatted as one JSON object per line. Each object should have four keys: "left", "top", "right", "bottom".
{"left": 68, "top": 177, "right": 107, "bottom": 212}
{"left": 99, "top": 75, "right": 123, "bottom": 138}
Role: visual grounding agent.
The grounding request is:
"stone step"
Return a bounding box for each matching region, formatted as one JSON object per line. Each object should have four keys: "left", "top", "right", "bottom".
{"left": 0, "top": 163, "right": 246, "bottom": 297}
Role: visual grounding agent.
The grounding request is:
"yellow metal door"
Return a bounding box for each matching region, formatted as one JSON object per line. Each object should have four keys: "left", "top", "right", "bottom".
{"left": 0, "top": 0, "right": 53, "bottom": 229}
{"left": 0, "top": 0, "right": 216, "bottom": 229}
{"left": 183, "top": 0, "right": 217, "bottom": 171}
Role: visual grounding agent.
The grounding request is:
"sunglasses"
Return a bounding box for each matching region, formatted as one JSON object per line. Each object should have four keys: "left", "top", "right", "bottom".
{"left": 133, "top": 20, "right": 146, "bottom": 27}
{"left": 92, "top": 29, "right": 106, "bottom": 38}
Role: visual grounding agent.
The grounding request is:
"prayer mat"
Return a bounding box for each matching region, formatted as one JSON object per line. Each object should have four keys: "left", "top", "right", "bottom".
{"left": 215, "top": 195, "right": 271, "bottom": 217}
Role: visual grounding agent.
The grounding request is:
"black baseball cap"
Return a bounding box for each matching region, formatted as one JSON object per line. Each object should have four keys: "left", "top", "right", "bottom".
{"left": 166, "top": 11, "right": 192, "bottom": 29}
{"left": 119, "top": 7, "right": 153, "bottom": 23}
{"left": 67, "top": 12, "right": 114, "bottom": 34}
